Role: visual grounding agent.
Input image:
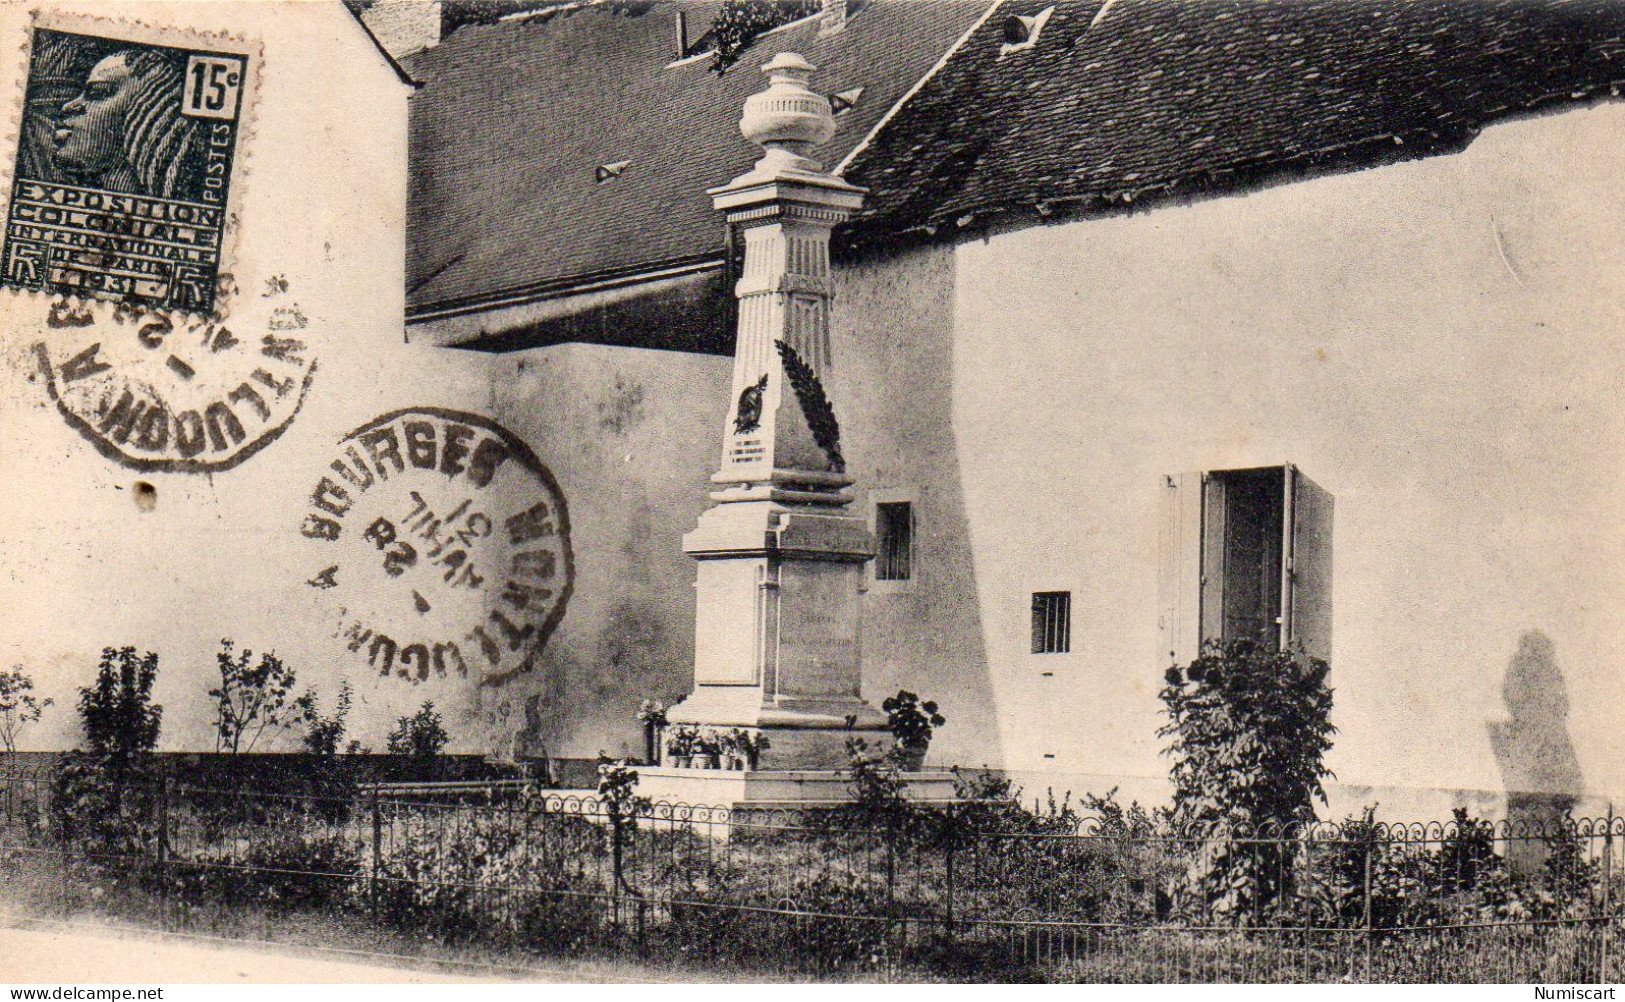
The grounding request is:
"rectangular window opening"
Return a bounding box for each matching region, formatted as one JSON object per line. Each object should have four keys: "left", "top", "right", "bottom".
{"left": 1031, "top": 591, "right": 1071, "bottom": 654}
{"left": 875, "top": 501, "right": 912, "bottom": 581}
{"left": 1212, "top": 467, "right": 1285, "bottom": 650}
{"left": 1157, "top": 463, "right": 1334, "bottom": 667}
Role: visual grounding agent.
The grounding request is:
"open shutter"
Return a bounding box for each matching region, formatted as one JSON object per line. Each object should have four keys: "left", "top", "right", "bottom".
{"left": 1156, "top": 473, "right": 1203, "bottom": 667}
{"left": 1200, "top": 472, "right": 1228, "bottom": 649}
{"left": 1284, "top": 466, "right": 1334, "bottom": 661}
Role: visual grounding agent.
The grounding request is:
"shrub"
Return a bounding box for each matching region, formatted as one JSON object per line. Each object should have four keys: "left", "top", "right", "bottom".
{"left": 1297, "top": 808, "right": 1438, "bottom": 930}
{"left": 210, "top": 640, "right": 303, "bottom": 754}
{"left": 54, "top": 647, "right": 163, "bottom": 854}
{"left": 707, "top": 0, "right": 820, "bottom": 73}
{"left": 363, "top": 802, "right": 607, "bottom": 949}
{"left": 1434, "top": 807, "right": 1498, "bottom": 896}
{"left": 387, "top": 701, "right": 450, "bottom": 759}
{"left": 596, "top": 759, "right": 647, "bottom": 818}
{"left": 0, "top": 665, "right": 51, "bottom": 759}
{"left": 1158, "top": 638, "right": 1336, "bottom": 917}
{"left": 882, "top": 689, "right": 945, "bottom": 758}
{"left": 666, "top": 868, "right": 910, "bottom": 975}
{"left": 171, "top": 822, "right": 359, "bottom": 911}
{"left": 296, "top": 679, "right": 352, "bottom": 757}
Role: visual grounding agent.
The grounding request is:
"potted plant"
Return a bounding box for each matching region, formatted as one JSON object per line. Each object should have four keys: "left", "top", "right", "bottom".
{"left": 882, "top": 690, "right": 945, "bottom": 771}
{"left": 720, "top": 729, "right": 746, "bottom": 770}
{"left": 665, "top": 724, "right": 698, "bottom": 768}
{"left": 694, "top": 729, "right": 723, "bottom": 770}
{"left": 735, "top": 729, "right": 771, "bottom": 770}
{"left": 636, "top": 699, "right": 668, "bottom": 764}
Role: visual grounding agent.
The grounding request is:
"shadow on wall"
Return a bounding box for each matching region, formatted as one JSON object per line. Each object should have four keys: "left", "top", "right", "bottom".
{"left": 1486, "top": 629, "right": 1584, "bottom": 870}
{"left": 842, "top": 244, "right": 1003, "bottom": 769}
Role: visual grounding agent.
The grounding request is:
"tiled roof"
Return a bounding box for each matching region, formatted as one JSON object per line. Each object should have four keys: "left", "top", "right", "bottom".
{"left": 405, "top": 0, "right": 1625, "bottom": 320}
{"left": 404, "top": 0, "right": 991, "bottom": 315}
{"left": 842, "top": 0, "right": 1625, "bottom": 242}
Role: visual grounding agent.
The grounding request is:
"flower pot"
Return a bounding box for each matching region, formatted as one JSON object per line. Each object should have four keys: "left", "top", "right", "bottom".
{"left": 723, "top": 754, "right": 745, "bottom": 771}
{"left": 671, "top": 754, "right": 692, "bottom": 769}
{"left": 698, "top": 753, "right": 720, "bottom": 770}
{"left": 894, "top": 745, "right": 927, "bottom": 771}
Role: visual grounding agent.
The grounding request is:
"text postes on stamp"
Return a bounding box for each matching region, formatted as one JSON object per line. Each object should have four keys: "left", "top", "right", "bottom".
{"left": 301, "top": 408, "right": 575, "bottom": 690}
{"left": 33, "top": 277, "right": 316, "bottom": 473}
{"left": 3, "top": 24, "right": 253, "bottom": 315}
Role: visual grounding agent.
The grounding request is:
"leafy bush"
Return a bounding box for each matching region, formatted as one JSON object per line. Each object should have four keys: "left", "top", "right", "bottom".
{"left": 1434, "top": 807, "right": 1497, "bottom": 895}
{"left": 707, "top": 0, "right": 821, "bottom": 73}
{"left": 387, "top": 701, "right": 450, "bottom": 759}
{"left": 53, "top": 647, "right": 163, "bottom": 854}
{"left": 1159, "top": 638, "right": 1336, "bottom": 917}
{"left": 364, "top": 801, "right": 608, "bottom": 949}
{"left": 666, "top": 868, "right": 912, "bottom": 975}
{"left": 295, "top": 679, "right": 352, "bottom": 757}
{"left": 883, "top": 690, "right": 945, "bottom": 758}
{"left": 171, "top": 822, "right": 359, "bottom": 911}
{"left": 1297, "top": 808, "right": 1439, "bottom": 930}
{"left": 210, "top": 640, "right": 303, "bottom": 754}
{"left": 0, "top": 665, "right": 51, "bottom": 758}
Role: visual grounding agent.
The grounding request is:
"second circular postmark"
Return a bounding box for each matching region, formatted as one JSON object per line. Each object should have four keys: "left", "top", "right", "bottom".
{"left": 299, "top": 407, "right": 574, "bottom": 689}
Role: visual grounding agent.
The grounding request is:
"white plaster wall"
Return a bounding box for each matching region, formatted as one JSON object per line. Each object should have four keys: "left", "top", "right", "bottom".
{"left": 0, "top": 2, "right": 731, "bottom": 760}
{"left": 837, "top": 100, "right": 1625, "bottom": 816}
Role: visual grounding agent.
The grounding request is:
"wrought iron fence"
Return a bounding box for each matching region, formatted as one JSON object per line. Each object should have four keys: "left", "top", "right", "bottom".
{"left": 0, "top": 765, "right": 1618, "bottom": 983}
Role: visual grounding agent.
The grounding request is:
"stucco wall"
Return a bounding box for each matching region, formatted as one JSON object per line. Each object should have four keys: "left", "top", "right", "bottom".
{"left": 834, "top": 100, "right": 1625, "bottom": 817}
{"left": 0, "top": 3, "right": 730, "bottom": 762}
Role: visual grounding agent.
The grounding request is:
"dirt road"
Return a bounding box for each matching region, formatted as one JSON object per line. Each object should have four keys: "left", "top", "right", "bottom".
{"left": 0, "top": 922, "right": 582, "bottom": 984}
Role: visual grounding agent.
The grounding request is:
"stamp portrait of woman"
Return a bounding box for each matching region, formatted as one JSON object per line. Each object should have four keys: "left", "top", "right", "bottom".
{"left": 49, "top": 45, "right": 201, "bottom": 200}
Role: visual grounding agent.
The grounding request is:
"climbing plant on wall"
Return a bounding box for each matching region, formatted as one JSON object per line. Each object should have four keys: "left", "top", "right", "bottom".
{"left": 709, "top": 0, "right": 821, "bottom": 73}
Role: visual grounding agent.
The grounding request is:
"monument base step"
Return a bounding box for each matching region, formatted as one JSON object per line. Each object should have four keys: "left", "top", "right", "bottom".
{"left": 635, "top": 765, "right": 959, "bottom": 812}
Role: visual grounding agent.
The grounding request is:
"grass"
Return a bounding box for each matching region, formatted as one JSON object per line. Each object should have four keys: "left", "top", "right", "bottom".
{"left": 3, "top": 789, "right": 1620, "bottom": 983}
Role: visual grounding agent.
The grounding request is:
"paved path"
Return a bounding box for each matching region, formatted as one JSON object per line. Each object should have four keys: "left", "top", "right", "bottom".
{"left": 0, "top": 922, "right": 583, "bottom": 984}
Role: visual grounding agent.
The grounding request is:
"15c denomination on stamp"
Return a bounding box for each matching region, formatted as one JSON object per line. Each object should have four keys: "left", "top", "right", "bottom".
{"left": 3, "top": 17, "right": 255, "bottom": 315}
{"left": 300, "top": 408, "right": 575, "bottom": 690}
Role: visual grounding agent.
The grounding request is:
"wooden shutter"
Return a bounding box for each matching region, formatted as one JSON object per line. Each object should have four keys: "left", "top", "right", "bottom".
{"left": 1200, "top": 472, "right": 1228, "bottom": 649}
{"left": 1156, "top": 473, "right": 1203, "bottom": 667}
{"left": 1283, "top": 465, "right": 1334, "bottom": 661}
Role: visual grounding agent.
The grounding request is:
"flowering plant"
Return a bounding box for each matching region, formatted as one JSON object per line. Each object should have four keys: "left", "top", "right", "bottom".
{"left": 665, "top": 724, "right": 699, "bottom": 758}
{"left": 882, "top": 690, "right": 945, "bottom": 752}
{"left": 636, "top": 699, "right": 668, "bottom": 727}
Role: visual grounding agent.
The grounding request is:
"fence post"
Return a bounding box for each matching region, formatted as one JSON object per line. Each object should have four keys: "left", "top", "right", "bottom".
{"left": 944, "top": 805, "right": 957, "bottom": 954}
{"left": 609, "top": 805, "right": 624, "bottom": 935}
{"left": 1603, "top": 806, "right": 1614, "bottom": 983}
{"left": 369, "top": 784, "right": 381, "bottom": 908}
{"left": 156, "top": 768, "right": 170, "bottom": 928}
{"left": 1362, "top": 822, "right": 1375, "bottom": 983}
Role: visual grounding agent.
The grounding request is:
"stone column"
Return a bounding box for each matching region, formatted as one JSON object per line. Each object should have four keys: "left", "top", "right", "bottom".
{"left": 665, "top": 54, "right": 886, "bottom": 770}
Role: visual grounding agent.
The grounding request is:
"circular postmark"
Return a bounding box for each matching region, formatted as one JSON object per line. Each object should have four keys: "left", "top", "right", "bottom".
{"left": 31, "top": 278, "right": 317, "bottom": 472}
{"left": 299, "top": 407, "right": 574, "bottom": 689}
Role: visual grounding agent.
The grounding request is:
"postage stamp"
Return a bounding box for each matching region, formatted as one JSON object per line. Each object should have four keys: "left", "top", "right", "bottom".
{"left": 2, "top": 17, "right": 255, "bottom": 315}
{"left": 299, "top": 408, "right": 575, "bottom": 690}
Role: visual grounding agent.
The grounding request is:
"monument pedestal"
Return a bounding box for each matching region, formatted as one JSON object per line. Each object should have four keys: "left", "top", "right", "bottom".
{"left": 666, "top": 496, "right": 891, "bottom": 772}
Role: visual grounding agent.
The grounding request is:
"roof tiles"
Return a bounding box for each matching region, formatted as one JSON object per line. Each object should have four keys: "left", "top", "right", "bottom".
{"left": 405, "top": 0, "right": 1625, "bottom": 318}
{"left": 843, "top": 0, "right": 1625, "bottom": 241}
{"left": 404, "top": 0, "right": 990, "bottom": 314}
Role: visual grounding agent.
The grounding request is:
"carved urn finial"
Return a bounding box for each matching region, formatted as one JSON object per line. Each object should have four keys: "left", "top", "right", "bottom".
{"left": 739, "top": 52, "right": 836, "bottom": 175}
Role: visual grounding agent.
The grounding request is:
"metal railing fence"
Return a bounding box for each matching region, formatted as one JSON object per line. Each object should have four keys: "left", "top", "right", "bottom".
{"left": 0, "top": 766, "right": 1617, "bottom": 982}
